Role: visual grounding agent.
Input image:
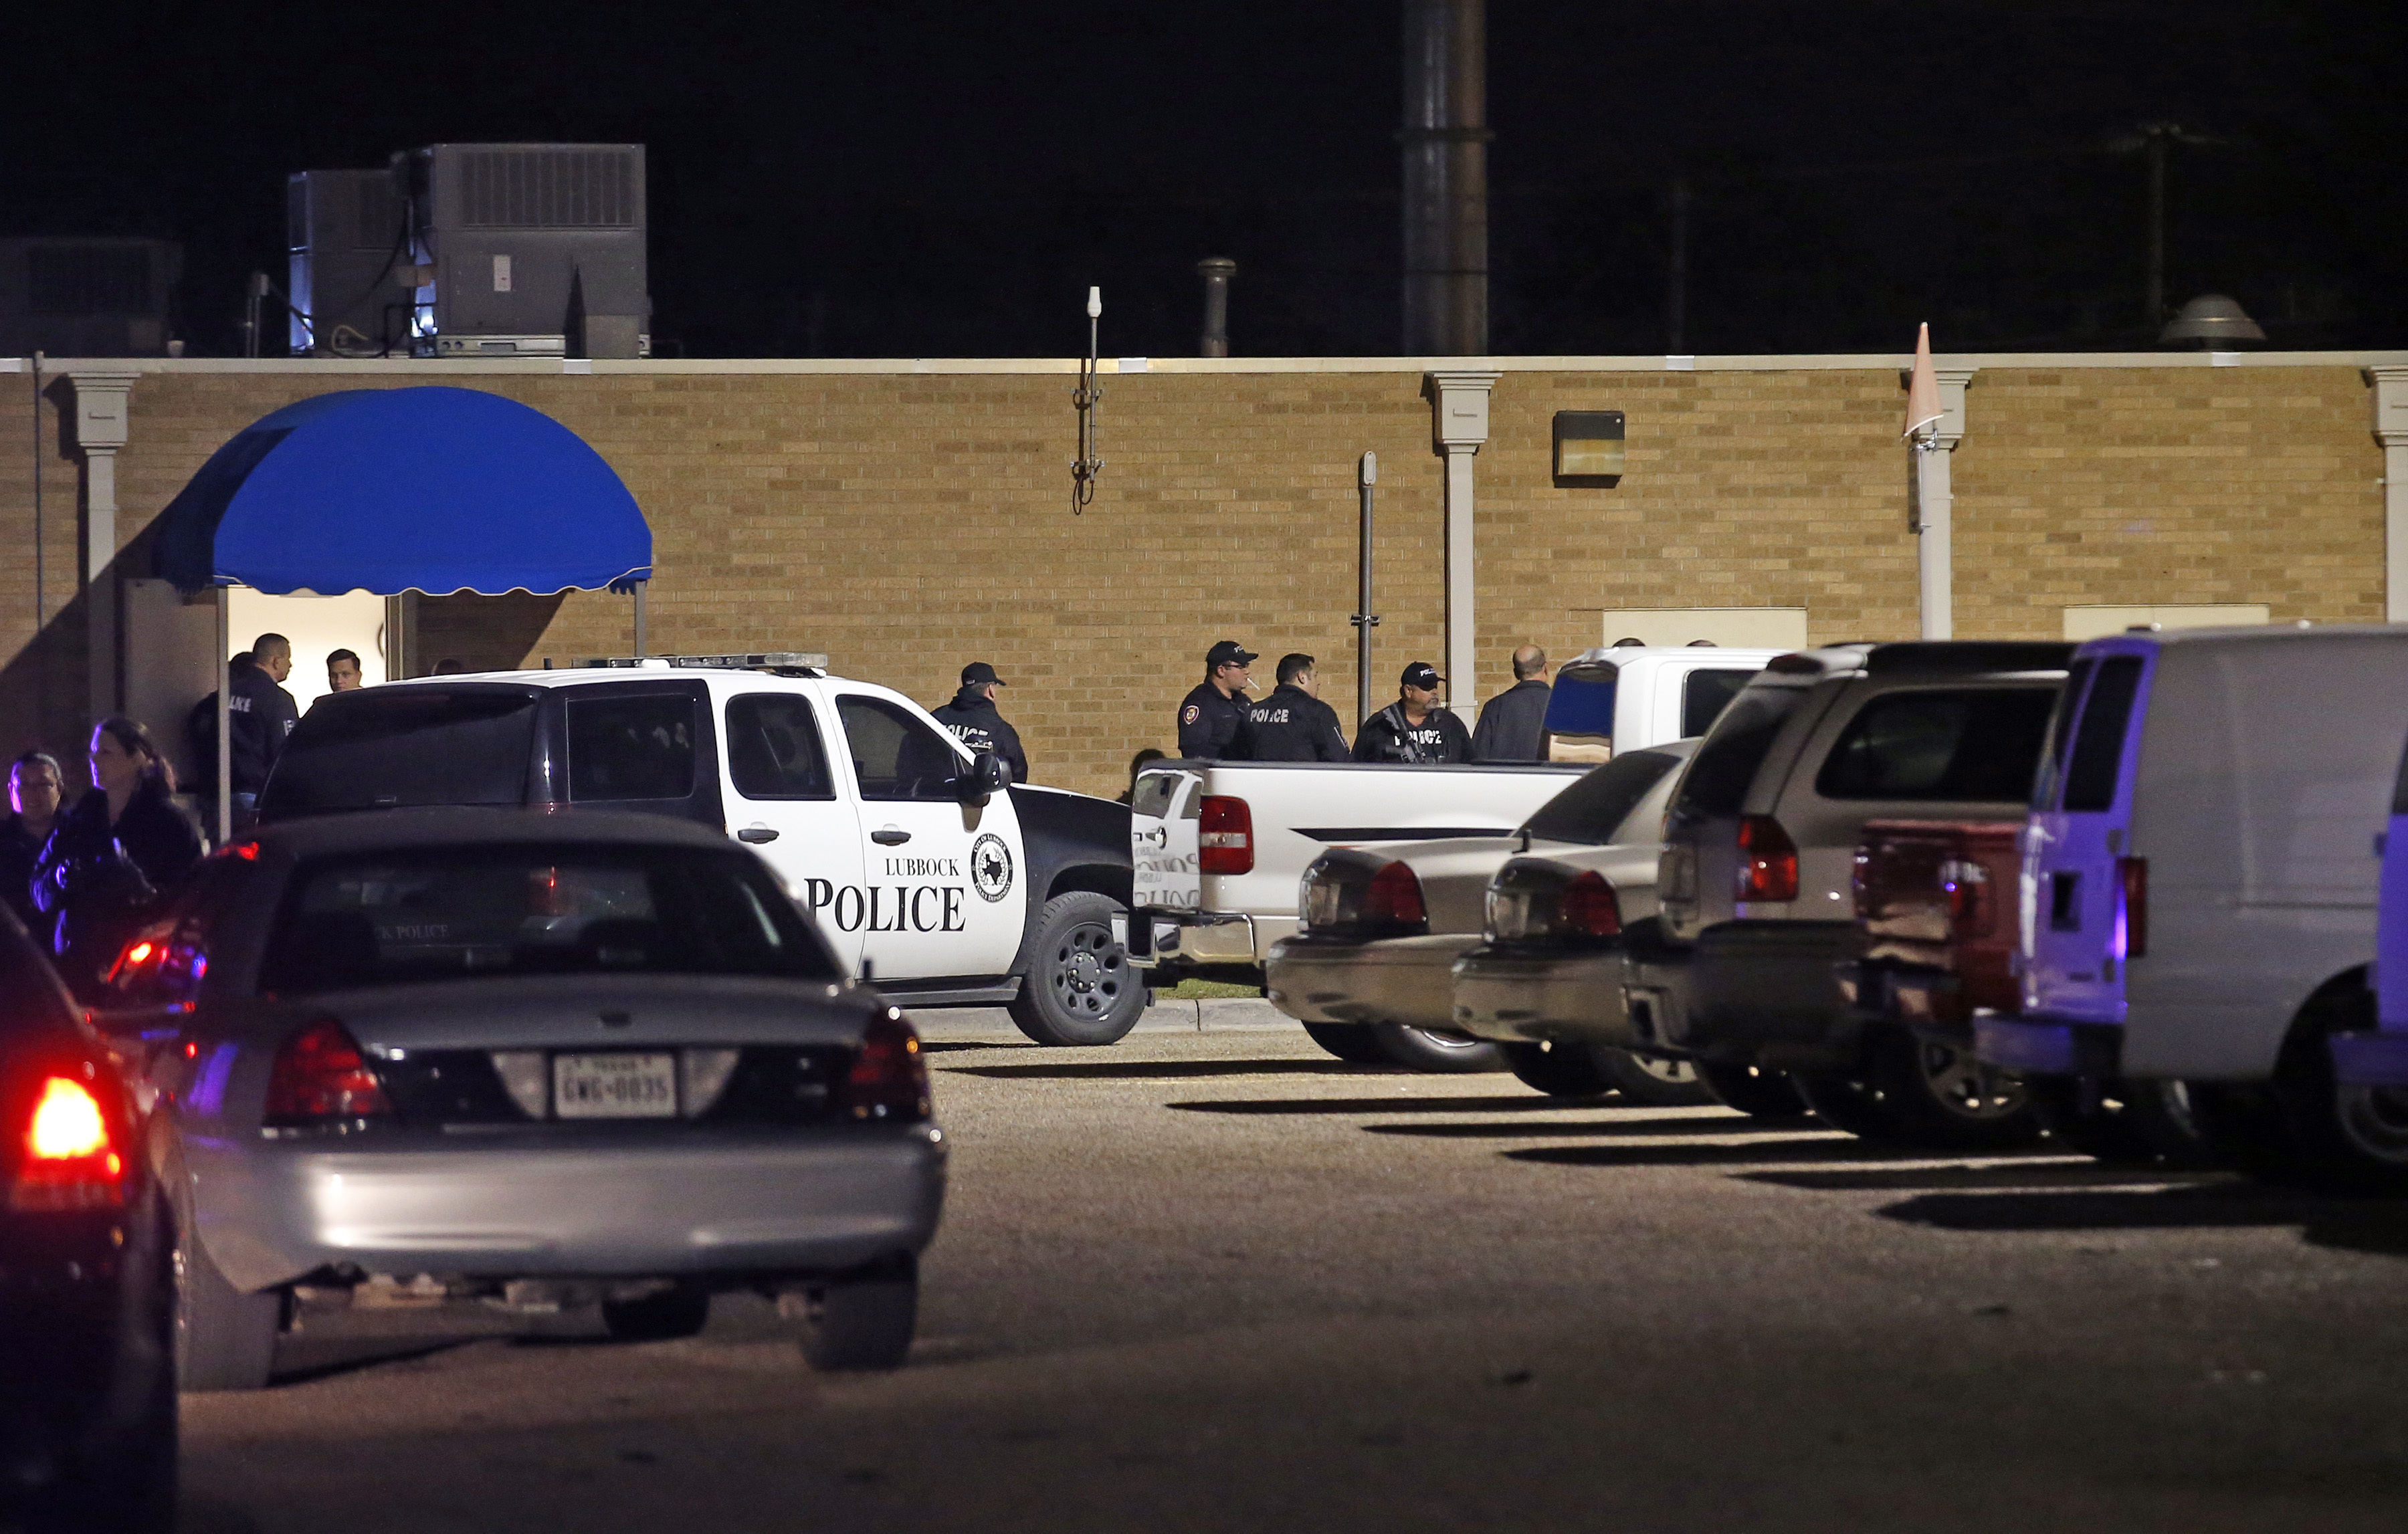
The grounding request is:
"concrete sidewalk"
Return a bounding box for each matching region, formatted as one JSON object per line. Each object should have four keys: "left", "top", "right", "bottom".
{"left": 906, "top": 996, "right": 1293, "bottom": 1043}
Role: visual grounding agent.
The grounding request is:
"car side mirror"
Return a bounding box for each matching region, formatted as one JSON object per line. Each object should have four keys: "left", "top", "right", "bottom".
{"left": 956, "top": 750, "right": 1009, "bottom": 802}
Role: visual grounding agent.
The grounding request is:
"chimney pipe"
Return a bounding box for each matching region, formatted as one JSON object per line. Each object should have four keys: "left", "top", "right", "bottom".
{"left": 1196, "top": 257, "right": 1237, "bottom": 357}
{"left": 1400, "top": 0, "right": 1489, "bottom": 355}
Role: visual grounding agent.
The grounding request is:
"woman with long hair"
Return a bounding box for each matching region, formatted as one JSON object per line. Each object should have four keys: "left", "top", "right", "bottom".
{"left": 31, "top": 716, "right": 204, "bottom": 997}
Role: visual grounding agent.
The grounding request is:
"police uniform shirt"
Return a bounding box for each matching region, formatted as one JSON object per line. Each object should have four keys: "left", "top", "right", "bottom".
{"left": 1353, "top": 701, "right": 1473, "bottom": 764}
{"left": 1177, "top": 682, "right": 1250, "bottom": 760}
{"left": 1239, "top": 685, "right": 1350, "bottom": 762}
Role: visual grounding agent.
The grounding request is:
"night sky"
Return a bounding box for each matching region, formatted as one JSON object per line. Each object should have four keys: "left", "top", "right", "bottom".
{"left": 5, "top": 1, "right": 2401, "bottom": 358}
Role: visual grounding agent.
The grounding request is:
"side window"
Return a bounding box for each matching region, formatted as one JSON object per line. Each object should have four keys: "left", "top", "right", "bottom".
{"left": 726, "top": 693, "right": 834, "bottom": 800}
{"left": 1814, "top": 687, "right": 2058, "bottom": 802}
{"left": 568, "top": 693, "right": 698, "bottom": 802}
{"left": 2030, "top": 657, "right": 2096, "bottom": 811}
{"left": 2060, "top": 657, "right": 2144, "bottom": 813}
{"left": 836, "top": 695, "right": 967, "bottom": 801}
{"left": 1681, "top": 669, "right": 1757, "bottom": 738}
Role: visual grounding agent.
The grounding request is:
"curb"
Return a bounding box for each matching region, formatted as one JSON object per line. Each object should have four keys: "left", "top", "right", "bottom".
{"left": 908, "top": 997, "right": 1294, "bottom": 1043}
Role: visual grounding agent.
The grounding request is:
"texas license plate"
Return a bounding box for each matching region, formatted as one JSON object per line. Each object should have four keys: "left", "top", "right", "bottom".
{"left": 552, "top": 1053, "right": 678, "bottom": 1119}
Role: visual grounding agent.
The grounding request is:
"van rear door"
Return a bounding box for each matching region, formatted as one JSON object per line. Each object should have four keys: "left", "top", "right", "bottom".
{"left": 2022, "top": 645, "right": 2153, "bottom": 1021}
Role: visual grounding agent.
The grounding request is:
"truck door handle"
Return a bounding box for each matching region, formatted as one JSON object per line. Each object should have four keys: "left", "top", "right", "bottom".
{"left": 871, "top": 827, "right": 911, "bottom": 846}
{"left": 737, "top": 827, "right": 779, "bottom": 844}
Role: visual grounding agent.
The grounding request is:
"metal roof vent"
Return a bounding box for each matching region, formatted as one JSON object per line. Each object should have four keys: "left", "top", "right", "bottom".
{"left": 2159, "top": 293, "right": 2266, "bottom": 348}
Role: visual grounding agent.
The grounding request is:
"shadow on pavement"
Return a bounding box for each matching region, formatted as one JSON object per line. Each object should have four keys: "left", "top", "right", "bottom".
{"left": 270, "top": 1337, "right": 486, "bottom": 1388}
{"left": 176, "top": 1497, "right": 268, "bottom": 1534}
{"left": 1363, "top": 1115, "right": 1811, "bottom": 1139}
{"left": 1165, "top": 1096, "right": 1705, "bottom": 1116}
{"left": 1878, "top": 1182, "right": 2408, "bottom": 1254}
{"left": 1506, "top": 1137, "right": 1924, "bottom": 1168}
{"left": 1745, "top": 1161, "right": 2215, "bottom": 1193}
{"left": 944, "top": 1059, "right": 1400, "bottom": 1080}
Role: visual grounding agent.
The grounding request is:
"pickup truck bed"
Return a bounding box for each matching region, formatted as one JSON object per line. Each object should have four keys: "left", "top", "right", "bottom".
{"left": 1844, "top": 818, "right": 2025, "bottom": 1030}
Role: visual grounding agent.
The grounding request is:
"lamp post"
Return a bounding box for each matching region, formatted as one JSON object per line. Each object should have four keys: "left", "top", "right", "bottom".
{"left": 1350, "top": 451, "right": 1380, "bottom": 726}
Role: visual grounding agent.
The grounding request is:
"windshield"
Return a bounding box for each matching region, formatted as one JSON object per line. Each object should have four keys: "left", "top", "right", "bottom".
{"left": 1523, "top": 749, "right": 1682, "bottom": 845}
{"left": 262, "top": 688, "right": 538, "bottom": 818}
{"left": 261, "top": 845, "right": 837, "bottom": 994}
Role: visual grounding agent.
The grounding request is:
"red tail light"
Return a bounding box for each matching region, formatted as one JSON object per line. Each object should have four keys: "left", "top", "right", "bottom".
{"left": 11, "top": 1074, "right": 125, "bottom": 1211}
{"left": 1363, "top": 861, "right": 1427, "bottom": 927}
{"left": 1938, "top": 856, "right": 1995, "bottom": 938}
{"left": 2117, "top": 856, "right": 2148, "bottom": 960}
{"left": 1199, "top": 795, "right": 1254, "bottom": 875}
{"left": 1559, "top": 871, "right": 1623, "bottom": 938}
{"left": 841, "top": 1012, "right": 930, "bottom": 1121}
{"left": 264, "top": 1019, "right": 393, "bottom": 1129}
{"left": 1735, "top": 815, "right": 1799, "bottom": 903}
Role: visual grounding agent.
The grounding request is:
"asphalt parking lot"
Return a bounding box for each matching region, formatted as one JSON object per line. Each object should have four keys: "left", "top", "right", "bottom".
{"left": 180, "top": 1014, "right": 2408, "bottom": 1534}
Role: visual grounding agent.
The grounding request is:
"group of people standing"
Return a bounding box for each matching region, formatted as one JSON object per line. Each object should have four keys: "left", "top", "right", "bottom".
{"left": 1175, "top": 640, "right": 1553, "bottom": 766}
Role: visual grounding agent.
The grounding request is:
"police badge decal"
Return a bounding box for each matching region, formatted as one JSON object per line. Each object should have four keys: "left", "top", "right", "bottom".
{"left": 970, "top": 832, "right": 1015, "bottom": 903}
{"left": 1182, "top": 704, "right": 1201, "bottom": 726}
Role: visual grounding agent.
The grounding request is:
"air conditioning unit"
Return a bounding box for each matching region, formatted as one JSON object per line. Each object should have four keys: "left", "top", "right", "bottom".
{"left": 396, "top": 143, "right": 650, "bottom": 359}
{"left": 0, "top": 237, "right": 181, "bottom": 357}
{"left": 288, "top": 169, "right": 411, "bottom": 356}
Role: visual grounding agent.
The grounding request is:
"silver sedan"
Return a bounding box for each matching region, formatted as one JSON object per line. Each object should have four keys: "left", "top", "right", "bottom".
{"left": 95, "top": 808, "right": 944, "bottom": 1392}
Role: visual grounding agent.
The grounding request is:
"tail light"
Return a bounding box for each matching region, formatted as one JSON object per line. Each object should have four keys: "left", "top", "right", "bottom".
{"left": 1735, "top": 815, "right": 1799, "bottom": 903}
{"left": 840, "top": 1010, "right": 930, "bottom": 1121}
{"left": 264, "top": 1019, "right": 393, "bottom": 1130}
{"left": 1362, "top": 861, "right": 1427, "bottom": 929}
{"left": 1558, "top": 871, "right": 1622, "bottom": 938}
{"left": 11, "top": 1074, "right": 126, "bottom": 1211}
{"left": 1199, "top": 795, "right": 1254, "bottom": 875}
{"left": 1938, "top": 856, "right": 1995, "bottom": 938}
{"left": 105, "top": 932, "right": 165, "bottom": 990}
{"left": 2117, "top": 856, "right": 2148, "bottom": 960}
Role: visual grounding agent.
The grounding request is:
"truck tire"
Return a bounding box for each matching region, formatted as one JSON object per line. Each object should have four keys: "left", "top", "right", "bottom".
{"left": 1593, "top": 1049, "right": 1716, "bottom": 1107}
{"left": 1696, "top": 1061, "right": 1808, "bottom": 1119}
{"left": 175, "top": 1214, "right": 282, "bottom": 1393}
{"left": 2030, "top": 1077, "right": 2207, "bottom": 1165}
{"left": 1008, "top": 893, "right": 1148, "bottom": 1046}
{"left": 1303, "top": 1022, "right": 1389, "bottom": 1064}
{"left": 2263, "top": 996, "right": 2408, "bottom": 1194}
{"left": 1501, "top": 1040, "right": 1613, "bottom": 1097}
{"left": 1367, "top": 1024, "right": 1504, "bottom": 1073}
{"left": 1795, "top": 1030, "right": 2041, "bottom": 1150}
{"left": 797, "top": 1256, "right": 918, "bottom": 1372}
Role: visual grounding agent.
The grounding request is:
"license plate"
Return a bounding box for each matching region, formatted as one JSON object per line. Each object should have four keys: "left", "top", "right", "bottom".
{"left": 552, "top": 1053, "right": 678, "bottom": 1119}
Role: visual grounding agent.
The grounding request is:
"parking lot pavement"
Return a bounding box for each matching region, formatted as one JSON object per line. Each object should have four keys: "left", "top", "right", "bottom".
{"left": 181, "top": 1029, "right": 2408, "bottom": 1534}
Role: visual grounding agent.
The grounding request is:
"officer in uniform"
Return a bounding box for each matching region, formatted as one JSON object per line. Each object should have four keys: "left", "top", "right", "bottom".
{"left": 930, "top": 661, "right": 1029, "bottom": 784}
{"left": 1354, "top": 661, "right": 1472, "bottom": 764}
{"left": 1177, "top": 639, "right": 1256, "bottom": 760}
{"left": 1240, "top": 653, "right": 1349, "bottom": 762}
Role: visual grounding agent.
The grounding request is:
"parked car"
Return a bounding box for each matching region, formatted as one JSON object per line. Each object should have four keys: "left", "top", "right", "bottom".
{"left": 1629, "top": 642, "right": 2072, "bottom": 1141}
{"left": 0, "top": 909, "right": 176, "bottom": 1531}
{"left": 94, "top": 808, "right": 947, "bottom": 1390}
{"left": 262, "top": 655, "right": 1137, "bottom": 1045}
{"left": 1266, "top": 741, "right": 1708, "bottom": 1093}
{"left": 1981, "top": 625, "right": 2408, "bottom": 1190}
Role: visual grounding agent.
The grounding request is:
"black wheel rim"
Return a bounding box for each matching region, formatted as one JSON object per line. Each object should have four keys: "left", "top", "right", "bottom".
{"left": 1048, "top": 921, "right": 1129, "bottom": 1020}
{"left": 1918, "top": 1040, "right": 2026, "bottom": 1120}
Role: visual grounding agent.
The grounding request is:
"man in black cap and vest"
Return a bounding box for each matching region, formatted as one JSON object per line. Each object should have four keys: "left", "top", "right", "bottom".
{"left": 1355, "top": 661, "right": 1472, "bottom": 764}
{"left": 1241, "top": 653, "right": 1350, "bottom": 761}
{"left": 931, "top": 661, "right": 1029, "bottom": 784}
{"left": 1177, "top": 639, "right": 1256, "bottom": 760}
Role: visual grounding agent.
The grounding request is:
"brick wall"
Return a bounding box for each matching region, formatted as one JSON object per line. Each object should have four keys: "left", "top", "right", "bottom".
{"left": 0, "top": 354, "right": 2390, "bottom": 798}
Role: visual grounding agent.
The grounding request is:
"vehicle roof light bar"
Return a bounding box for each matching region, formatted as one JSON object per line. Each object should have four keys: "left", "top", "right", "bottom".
{"left": 575, "top": 653, "right": 830, "bottom": 673}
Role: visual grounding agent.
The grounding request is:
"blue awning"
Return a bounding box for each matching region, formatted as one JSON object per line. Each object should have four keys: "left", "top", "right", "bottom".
{"left": 153, "top": 386, "right": 652, "bottom": 596}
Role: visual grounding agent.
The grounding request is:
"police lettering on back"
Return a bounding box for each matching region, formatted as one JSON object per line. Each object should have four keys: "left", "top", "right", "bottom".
{"left": 930, "top": 661, "right": 1029, "bottom": 784}
{"left": 1239, "top": 653, "right": 1349, "bottom": 762}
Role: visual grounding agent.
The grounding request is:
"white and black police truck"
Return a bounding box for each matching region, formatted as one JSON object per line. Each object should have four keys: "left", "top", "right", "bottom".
{"left": 258, "top": 655, "right": 1142, "bottom": 1044}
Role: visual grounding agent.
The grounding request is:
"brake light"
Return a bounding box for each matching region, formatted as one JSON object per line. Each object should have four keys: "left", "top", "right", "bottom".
{"left": 1938, "top": 856, "right": 1994, "bottom": 938}
{"left": 11, "top": 1075, "right": 124, "bottom": 1211}
{"left": 840, "top": 1011, "right": 930, "bottom": 1121}
{"left": 1199, "top": 795, "right": 1254, "bottom": 875}
{"left": 1559, "top": 871, "right": 1623, "bottom": 938}
{"left": 2117, "top": 856, "right": 2148, "bottom": 960}
{"left": 264, "top": 1019, "right": 393, "bottom": 1129}
{"left": 1735, "top": 815, "right": 1799, "bottom": 902}
{"left": 1362, "top": 861, "right": 1427, "bottom": 928}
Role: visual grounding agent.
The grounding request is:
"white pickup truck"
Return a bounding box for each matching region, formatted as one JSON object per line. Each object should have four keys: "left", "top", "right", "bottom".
{"left": 1127, "top": 646, "right": 1778, "bottom": 1060}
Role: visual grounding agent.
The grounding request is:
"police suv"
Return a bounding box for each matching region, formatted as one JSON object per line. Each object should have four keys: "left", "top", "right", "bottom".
{"left": 258, "top": 655, "right": 1140, "bottom": 1044}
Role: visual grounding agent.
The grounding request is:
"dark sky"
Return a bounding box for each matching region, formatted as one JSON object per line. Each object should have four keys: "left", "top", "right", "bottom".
{"left": 5, "top": 1, "right": 2400, "bottom": 357}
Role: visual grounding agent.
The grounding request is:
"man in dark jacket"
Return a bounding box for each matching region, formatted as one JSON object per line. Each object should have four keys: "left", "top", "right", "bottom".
{"left": 1239, "top": 653, "right": 1349, "bottom": 762}
{"left": 1355, "top": 661, "right": 1472, "bottom": 764}
{"left": 188, "top": 633, "right": 302, "bottom": 817}
{"left": 1, "top": 751, "right": 65, "bottom": 933}
{"left": 1176, "top": 639, "right": 1256, "bottom": 760}
{"left": 930, "top": 661, "right": 1029, "bottom": 784}
{"left": 1471, "top": 645, "right": 1553, "bottom": 763}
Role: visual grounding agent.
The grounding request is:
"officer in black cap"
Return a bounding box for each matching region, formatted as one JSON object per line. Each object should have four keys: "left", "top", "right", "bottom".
{"left": 1240, "top": 653, "right": 1350, "bottom": 761}
{"left": 1354, "top": 661, "right": 1472, "bottom": 764}
{"left": 931, "top": 661, "right": 1029, "bottom": 784}
{"left": 1177, "top": 639, "right": 1256, "bottom": 760}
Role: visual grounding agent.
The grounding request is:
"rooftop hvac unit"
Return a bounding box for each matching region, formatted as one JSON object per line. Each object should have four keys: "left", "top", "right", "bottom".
{"left": 397, "top": 142, "right": 650, "bottom": 359}
{"left": 0, "top": 237, "right": 182, "bottom": 356}
{"left": 288, "top": 169, "right": 411, "bottom": 356}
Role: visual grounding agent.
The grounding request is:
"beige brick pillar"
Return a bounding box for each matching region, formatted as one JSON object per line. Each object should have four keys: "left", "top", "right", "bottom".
{"left": 70, "top": 371, "right": 139, "bottom": 721}
{"left": 1424, "top": 369, "right": 1500, "bottom": 722}
{"left": 2369, "top": 367, "right": 2408, "bottom": 622}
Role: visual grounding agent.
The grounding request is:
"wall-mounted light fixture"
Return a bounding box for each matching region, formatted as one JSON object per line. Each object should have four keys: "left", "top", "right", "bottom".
{"left": 1552, "top": 411, "right": 1625, "bottom": 487}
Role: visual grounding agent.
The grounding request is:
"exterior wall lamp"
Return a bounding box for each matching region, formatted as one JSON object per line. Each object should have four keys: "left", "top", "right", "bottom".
{"left": 1552, "top": 411, "right": 1624, "bottom": 487}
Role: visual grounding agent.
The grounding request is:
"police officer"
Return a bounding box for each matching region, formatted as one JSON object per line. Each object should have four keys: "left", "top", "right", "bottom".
{"left": 1177, "top": 639, "right": 1256, "bottom": 760}
{"left": 1355, "top": 661, "right": 1472, "bottom": 764}
{"left": 1240, "top": 653, "right": 1349, "bottom": 762}
{"left": 930, "top": 661, "right": 1029, "bottom": 784}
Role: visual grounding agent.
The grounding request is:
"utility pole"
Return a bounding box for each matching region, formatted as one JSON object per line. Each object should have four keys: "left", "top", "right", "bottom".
{"left": 1195, "top": 258, "right": 1236, "bottom": 357}
{"left": 1350, "top": 451, "right": 1380, "bottom": 726}
{"left": 1400, "top": 0, "right": 1490, "bottom": 354}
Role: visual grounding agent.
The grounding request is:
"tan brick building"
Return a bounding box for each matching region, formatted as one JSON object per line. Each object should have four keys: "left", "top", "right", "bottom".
{"left": 3, "top": 351, "right": 2403, "bottom": 798}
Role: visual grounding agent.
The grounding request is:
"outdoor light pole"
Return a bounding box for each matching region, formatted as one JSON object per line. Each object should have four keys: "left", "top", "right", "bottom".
{"left": 1072, "top": 287, "right": 1103, "bottom": 513}
{"left": 1350, "top": 451, "right": 1379, "bottom": 726}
